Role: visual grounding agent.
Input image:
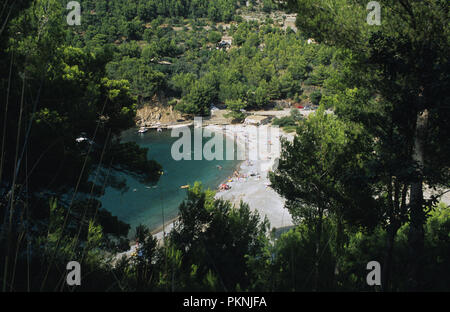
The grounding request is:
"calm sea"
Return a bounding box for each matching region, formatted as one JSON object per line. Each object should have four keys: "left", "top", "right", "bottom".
{"left": 100, "top": 127, "right": 240, "bottom": 235}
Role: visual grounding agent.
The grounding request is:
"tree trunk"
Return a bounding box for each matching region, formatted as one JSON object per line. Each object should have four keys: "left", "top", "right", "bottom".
{"left": 382, "top": 222, "right": 399, "bottom": 292}
{"left": 333, "top": 212, "right": 344, "bottom": 286}
{"left": 408, "top": 109, "right": 428, "bottom": 291}
{"left": 313, "top": 207, "right": 323, "bottom": 291}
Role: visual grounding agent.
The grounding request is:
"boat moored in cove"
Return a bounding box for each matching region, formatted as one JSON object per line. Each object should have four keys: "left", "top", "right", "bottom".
{"left": 138, "top": 127, "right": 148, "bottom": 134}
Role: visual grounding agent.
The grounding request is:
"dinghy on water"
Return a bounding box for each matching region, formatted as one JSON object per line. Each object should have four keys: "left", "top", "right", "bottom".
{"left": 138, "top": 127, "right": 148, "bottom": 134}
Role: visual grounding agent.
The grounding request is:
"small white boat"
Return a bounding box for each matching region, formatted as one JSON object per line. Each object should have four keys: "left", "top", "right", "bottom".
{"left": 138, "top": 127, "right": 148, "bottom": 134}
{"left": 157, "top": 127, "right": 163, "bottom": 132}
{"left": 75, "top": 136, "right": 94, "bottom": 145}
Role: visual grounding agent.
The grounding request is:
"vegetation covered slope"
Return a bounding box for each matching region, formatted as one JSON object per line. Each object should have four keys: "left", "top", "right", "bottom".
{"left": 63, "top": 0, "right": 333, "bottom": 117}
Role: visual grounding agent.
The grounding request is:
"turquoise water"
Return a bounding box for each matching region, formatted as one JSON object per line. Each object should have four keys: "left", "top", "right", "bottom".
{"left": 100, "top": 127, "right": 240, "bottom": 234}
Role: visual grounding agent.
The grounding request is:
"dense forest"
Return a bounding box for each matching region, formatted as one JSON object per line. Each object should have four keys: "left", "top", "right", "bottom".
{"left": 63, "top": 0, "right": 332, "bottom": 117}
{"left": 0, "top": 0, "right": 449, "bottom": 292}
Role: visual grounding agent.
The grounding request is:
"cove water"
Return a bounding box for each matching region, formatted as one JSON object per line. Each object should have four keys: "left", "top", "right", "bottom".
{"left": 100, "top": 127, "right": 240, "bottom": 235}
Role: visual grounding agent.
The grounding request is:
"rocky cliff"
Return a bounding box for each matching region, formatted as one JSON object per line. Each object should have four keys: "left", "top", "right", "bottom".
{"left": 135, "top": 103, "right": 187, "bottom": 127}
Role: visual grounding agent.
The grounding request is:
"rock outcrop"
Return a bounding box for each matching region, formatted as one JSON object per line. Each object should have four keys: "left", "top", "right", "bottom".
{"left": 135, "top": 103, "right": 187, "bottom": 127}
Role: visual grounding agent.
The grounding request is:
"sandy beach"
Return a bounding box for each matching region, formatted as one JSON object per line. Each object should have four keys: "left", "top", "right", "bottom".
{"left": 150, "top": 124, "right": 295, "bottom": 235}
{"left": 206, "top": 124, "right": 294, "bottom": 231}
{"left": 150, "top": 123, "right": 295, "bottom": 235}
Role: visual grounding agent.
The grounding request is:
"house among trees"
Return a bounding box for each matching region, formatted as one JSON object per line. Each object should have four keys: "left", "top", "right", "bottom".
{"left": 244, "top": 115, "right": 270, "bottom": 125}
{"left": 216, "top": 40, "right": 231, "bottom": 50}
{"left": 217, "top": 36, "right": 232, "bottom": 50}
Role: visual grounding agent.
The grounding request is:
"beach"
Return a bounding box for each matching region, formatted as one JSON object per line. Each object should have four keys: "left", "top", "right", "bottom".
{"left": 206, "top": 124, "right": 294, "bottom": 231}
{"left": 154, "top": 123, "right": 295, "bottom": 235}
